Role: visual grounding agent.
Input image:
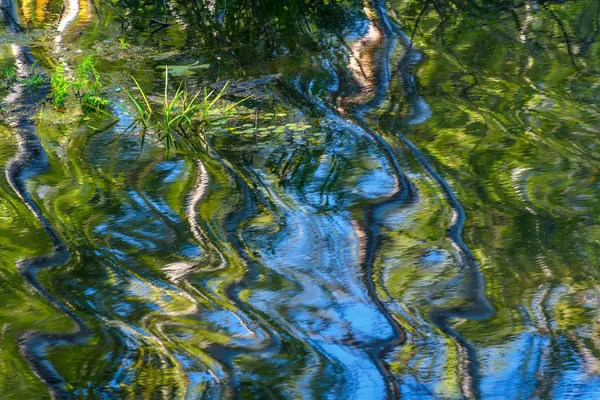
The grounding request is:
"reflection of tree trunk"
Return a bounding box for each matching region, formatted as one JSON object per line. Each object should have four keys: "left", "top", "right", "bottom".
{"left": 344, "top": 1, "right": 387, "bottom": 109}
{"left": 0, "top": 0, "right": 22, "bottom": 33}
{"left": 296, "top": 0, "right": 310, "bottom": 32}
{"left": 55, "top": 0, "right": 81, "bottom": 54}
{"left": 35, "top": 0, "right": 49, "bottom": 23}
{"left": 337, "top": 2, "right": 409, "bottom": 398}
{"left": 20, "top": 0, "right": 49, "bottom": 24}
{"left": 518, "top": 0, "right": 534, "bottom": 43}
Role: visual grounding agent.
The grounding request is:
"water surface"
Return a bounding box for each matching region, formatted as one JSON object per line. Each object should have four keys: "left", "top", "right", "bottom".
{"left": 1, "top": 0, "right": 600, "bottom": 398}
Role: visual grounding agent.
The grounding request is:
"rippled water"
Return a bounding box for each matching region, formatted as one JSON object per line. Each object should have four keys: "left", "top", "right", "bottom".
{"left": 1, "top": 0, "right": 600, "bottom": 398}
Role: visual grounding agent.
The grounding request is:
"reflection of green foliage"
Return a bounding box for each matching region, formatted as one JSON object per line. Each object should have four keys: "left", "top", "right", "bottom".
{"left": 374, "top": 0, "right": 600, "bottom": 392}
{"left": 0, "top": 124, "right": 75, "bottom": 396}
{"left": 4, "top": 0, "right": 600, "bottom": 396}
{"left": 104, "top": 0, "right": 364, "bottom": 72}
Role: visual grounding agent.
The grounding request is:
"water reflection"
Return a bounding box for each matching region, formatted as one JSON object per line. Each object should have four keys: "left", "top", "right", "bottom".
{"left": 1, "top": 0, "right": 600, "bottom": 398}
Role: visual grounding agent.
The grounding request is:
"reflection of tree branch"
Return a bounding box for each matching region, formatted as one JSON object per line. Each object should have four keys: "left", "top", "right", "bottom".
{"left": 424, "top": 0, "right": 489, "bottom": 169}
{"left": 427, "top": 0, "right": 480, "bottom": 93}
{"left": 334, "top": 31, "right": 370, "bottom": 81}
{"left": 510, "top": 9, "right": 522, "bottom": 34}
{"left": 542, "top": 3, "right": 579, "bottom": 70}
{"left": 296, "top": 0, "right": 311, "bottom": 33}
{"left": 0, "top": 4, "right": 23, "bottom": 33}
{"left": 150, "top": 17, "right": 171, "bottom": 27}
{"left": 408, "top": 0, "right": 430, "bottom": 55}
{"left": 578, "top": 1, "right": 600, "bottom": 56}
{"left": 99, "top": 0, "right": 130, "bottom": 29}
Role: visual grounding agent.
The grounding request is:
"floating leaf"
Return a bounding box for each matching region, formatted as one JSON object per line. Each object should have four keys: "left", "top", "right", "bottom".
{"left": 152, "top": 51, "right": 182, "bottom": 61}
{"left": 156, "top": 62, "right": 210, "bottom": 76}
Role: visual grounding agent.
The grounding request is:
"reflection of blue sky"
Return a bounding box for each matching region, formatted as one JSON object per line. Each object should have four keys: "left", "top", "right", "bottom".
{"left": 245, "top": 162, "right": 397, "bottom": 399}
{"left": 480, "top": 331, "right": 600, "bottom": 399}
{"left": 356, "top": 165, "right": 395, "bottom": 199}
{"left": 320, "top": 343, "right": 387, "bottom": 399}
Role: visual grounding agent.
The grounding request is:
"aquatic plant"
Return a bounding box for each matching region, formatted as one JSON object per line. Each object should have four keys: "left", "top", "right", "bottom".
{"left": 123, "top": 68, "right": 246, "bottom": 155}
{"left": 75, "top": 55, "right": 109, "bottom": 115}
{"left": 156, "top": 62, "right": 210, "bottom": 77}
{"left": 22, "top": 72, "right": 44, "bottom": 91}
{"left": 73, "top": 54, "right": 102, "bottom": 95}
{"left": 80, "top": 93, "right": 111, "bottom": 115}
{"left": 4, "top": 66, "right": 16, "bottom": 82}
{"left": 50, "top": 63, "right": 70, "bottom": 108}
{"left": 49, "top": 55, "right": 109, "bottom": 114}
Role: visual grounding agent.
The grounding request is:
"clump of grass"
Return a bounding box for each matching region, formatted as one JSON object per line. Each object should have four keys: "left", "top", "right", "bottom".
{"left": 49, "top": 54, "right": 109, "bottom": 115}
{"left": 73, "top": 54, "right": 102, "bottom": 95}
{"left": 80, "top": 92, "right": 110, "bottom": 114}
{"left": 74, "top": 55, "right": 107, "bottom": 115}
{"left": 19, "top": 63, "right": 45, "bottom": 91}
{"left": 5, "top": 66, "right": 16, "bottom": 82}
{"left": 50, "top": 63, "right": 70, "bottom": 107}
{"left": 23, "top": 72, "right": 44, "bottom": 91}
{"left": 123, "top": 67, "right": 246, "bottom": 155}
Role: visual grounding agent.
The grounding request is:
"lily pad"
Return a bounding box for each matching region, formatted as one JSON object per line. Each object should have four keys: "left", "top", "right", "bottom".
{"left": 151, "top": 51, "right": 182, "bottom": 61}
{"left": 156, "top": 62, "right": 211, "bottom": 76}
